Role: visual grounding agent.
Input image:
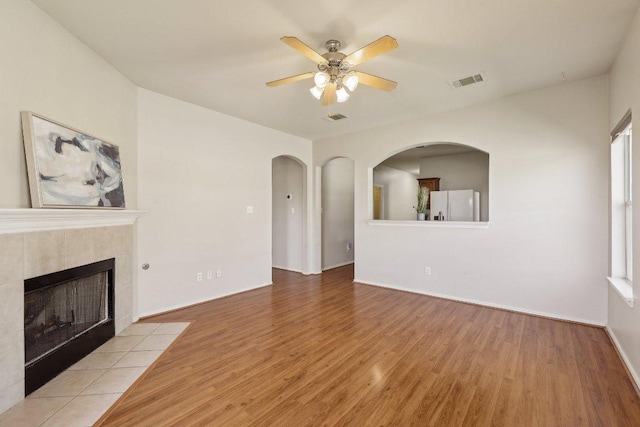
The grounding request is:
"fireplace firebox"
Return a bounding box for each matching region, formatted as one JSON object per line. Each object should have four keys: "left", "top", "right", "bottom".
{"left": 24, "top": 258, "right": 115, "bottom": 395}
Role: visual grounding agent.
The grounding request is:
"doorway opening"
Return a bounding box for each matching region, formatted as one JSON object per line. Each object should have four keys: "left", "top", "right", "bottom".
{"left": 272, "top": 156, "right": 305, "bottom": 272}
{"left": 373, "top": 185, "right": 384, "bottom": 220}
{"left": 321, "top": 158, "right": 355, "bottom": 273}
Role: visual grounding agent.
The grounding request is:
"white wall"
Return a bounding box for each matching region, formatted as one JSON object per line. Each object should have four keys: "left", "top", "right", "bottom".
{"left": 608, "top": 6, "right": 640, "bottom": 387}
{"left": 0, "top": 0, "right": 138, "bottom": 209}
{"left": 272, "top": 156, "right": 304, "bottom": 272}
{"left": 373, "top": 165, "right": 417, "bottom": 220}
{"left": 322, "top": 158, "right": 354, "bottom": 270}
{"left": 314, "top": 75, "right": 609, "bottom": 325}
{"left": 137, "top": 89, "right": 312, "bottom": 316}
{"left": 0, "top": 0, "right": 138, "bottom": 414}
{"left": 419, "top": 151, "right": 490, "bottom": 221}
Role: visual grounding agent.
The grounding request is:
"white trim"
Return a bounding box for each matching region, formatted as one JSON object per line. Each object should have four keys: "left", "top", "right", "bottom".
{"left": 272, "top": 265, "right": 302, "bottom": 273}
{"left": 354, "top": 278, "right": 604, "bottom": 326}
{"left": 322, "top": 261, "right": 354, "bottom": 271}
{"left": 302, "top": 269, "right": 322, "bottom": 275}
{"left": 139, "top": 282, "right": 273, "bottom": 318}
{"left": 366, "top": 220, "right": 489, "bottom": 229}
{"left": 606, "top": 325, "right": 640, "bottom": 391}
{"left": 0, "top": 209, "right": 144, "bottom": 234}
{"left": 606, "top": 277, "right": 634, "bottom": 307}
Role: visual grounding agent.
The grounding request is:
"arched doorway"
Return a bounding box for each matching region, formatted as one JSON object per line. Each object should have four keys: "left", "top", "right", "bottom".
{"left": 272, "top": 155, "right": 305, "bottom": 272}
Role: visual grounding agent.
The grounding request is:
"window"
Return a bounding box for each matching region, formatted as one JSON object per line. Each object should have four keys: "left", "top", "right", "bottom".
{"left": 609, "top": 113, "right": 633, "bottom": 306}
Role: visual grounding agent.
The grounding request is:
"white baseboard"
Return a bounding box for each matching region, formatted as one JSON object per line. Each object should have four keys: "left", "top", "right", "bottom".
{"left": 272, "top": 265, "right": 302, "bottom": 273}
{"left": 138, "top": 282, "right": 273, "bottom": 318}
{"left": 302, "top": 270, "right": 322, "bottom": 275}
{"left": 353, "top": 278, "right": 604, "bottom": 327}
{"left": 322, "top": 261, "right": 354, "bottom": 271}
{"left": 605, "top": 325, "right": 640, "bottom": 391}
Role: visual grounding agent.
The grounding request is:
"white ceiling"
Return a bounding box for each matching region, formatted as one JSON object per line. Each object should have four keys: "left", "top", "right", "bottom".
{"left": 32, "top": 0, "right": 639, "bottom": 141}
{"left": 378, "top": 144, "right": 478, "bottom": 175}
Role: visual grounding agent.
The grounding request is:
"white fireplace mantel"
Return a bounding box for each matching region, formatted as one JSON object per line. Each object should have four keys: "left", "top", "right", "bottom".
{"left": 0, "top": 209, "right": 145, "bottom": 234}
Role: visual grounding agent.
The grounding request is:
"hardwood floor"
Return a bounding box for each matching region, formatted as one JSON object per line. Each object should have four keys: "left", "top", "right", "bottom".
{"left": 98, "top": 266, "right": 640, "bottom": 426}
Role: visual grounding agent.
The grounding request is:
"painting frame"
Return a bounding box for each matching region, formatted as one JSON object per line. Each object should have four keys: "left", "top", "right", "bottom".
{"left": 21, "top": 112, "right": 126, "bottom": 209}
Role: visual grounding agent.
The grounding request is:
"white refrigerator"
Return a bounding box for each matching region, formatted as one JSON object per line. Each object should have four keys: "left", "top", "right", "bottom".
{"left": 430, "top": 190, "right": 480, "bottom": 221}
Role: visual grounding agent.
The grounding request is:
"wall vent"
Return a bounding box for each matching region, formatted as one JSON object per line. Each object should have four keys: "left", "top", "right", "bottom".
{"left": 449, "top": 73, "right": 485, "bottom": 89}
{"left": 322, "top": 113, "right": 348, "bottom": 122}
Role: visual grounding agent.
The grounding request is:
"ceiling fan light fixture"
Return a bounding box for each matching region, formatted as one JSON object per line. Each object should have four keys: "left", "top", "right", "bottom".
{"left": 343, "top": 72, "right": 359, "bottom": 92}
{"left": 314, "top": 71, "right": 330, "bottom": 88}
{"left": 336, "top": 86, "right": 350, "bottom": 103}
{"left": 310, "top": 85, "right": 323, "bottom": 100}
{"left": 268, "top": 35, "right": 398, "bottom": 106}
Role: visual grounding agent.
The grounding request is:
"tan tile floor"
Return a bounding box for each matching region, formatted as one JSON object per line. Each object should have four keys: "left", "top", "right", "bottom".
{"left": 0, "top": 322, "right": 189, "bottom": 427}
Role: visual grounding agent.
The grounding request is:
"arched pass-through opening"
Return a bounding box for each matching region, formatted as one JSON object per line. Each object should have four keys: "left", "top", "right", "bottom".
{"left": 321, "top": 157, "right": 355, "bottom": 273}
{"left": 372, "top": 142, "right": 489, "bottom": 221}
{"left": 272, "top": 155, "right": 307, "bottom": 273}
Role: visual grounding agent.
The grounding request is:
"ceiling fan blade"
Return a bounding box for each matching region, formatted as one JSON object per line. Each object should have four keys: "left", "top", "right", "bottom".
{"left": 354, "top": 71, "right": 397, "bottom": 92}
{"left": 280, "top": 36, "right": 327, "bottom": 64}
{"left": 343, "top": 35, "right": 398, "bottom": 66}
{"left": 266, "top": 72, "right": 314, "bottom": 87}
{"left": 322, "top": 82, "right": 337, "bottom": 106}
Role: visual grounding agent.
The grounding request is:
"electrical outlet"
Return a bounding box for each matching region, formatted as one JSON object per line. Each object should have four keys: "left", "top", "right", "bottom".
{"left": 197, "top": 272, "right": 203, "bottom": 282}
{"left": 246, "top": 206, "right": 254, "bottom": 214}
{"left": 207, "top": 271, "right": 213, "bottom": 280}
{"left": 216, "top": 269, "right": 222, "bottom": 278}
{"left": 424, "top": 267, "right": 431, "bottom": 276}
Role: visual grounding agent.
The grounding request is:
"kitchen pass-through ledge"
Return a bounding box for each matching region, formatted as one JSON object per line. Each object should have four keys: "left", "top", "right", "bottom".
{"left": 367, "top": 220, "right": 489, "bottom": 229}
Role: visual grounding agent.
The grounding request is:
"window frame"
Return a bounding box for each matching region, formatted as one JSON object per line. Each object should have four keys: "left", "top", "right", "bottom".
{"left": 608, "top": 115, "right": 633, "bottom": 306}
{"left": 624, "top": 129, "right": 632, "bottom": 281}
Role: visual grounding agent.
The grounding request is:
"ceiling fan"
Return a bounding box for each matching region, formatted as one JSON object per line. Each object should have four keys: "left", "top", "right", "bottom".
{"left": 266, "top": 35, "right": 398, "bottom": 106}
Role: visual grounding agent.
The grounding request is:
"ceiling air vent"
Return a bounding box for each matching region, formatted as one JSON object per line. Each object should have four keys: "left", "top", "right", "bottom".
{"left": 322, "top": 113, "right": 348, "bottom": 122}
{"left": 449, "top": 73, "right": 485, "bottom": 89}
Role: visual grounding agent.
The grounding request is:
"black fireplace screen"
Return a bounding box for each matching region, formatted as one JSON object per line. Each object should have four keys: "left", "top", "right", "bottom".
{"left": 25, "top": 272, "right": 108, "bottom": 365}
{"left": 24, "top": 258, "right": 115, "bottom": 395}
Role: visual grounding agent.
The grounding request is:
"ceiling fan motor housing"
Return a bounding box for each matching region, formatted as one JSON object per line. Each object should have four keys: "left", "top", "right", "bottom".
{"left": 320, "top": 42, "right": 349, "bottom": 83}
{"left": 325, "top": 39, "right": 341, "bottom": 52}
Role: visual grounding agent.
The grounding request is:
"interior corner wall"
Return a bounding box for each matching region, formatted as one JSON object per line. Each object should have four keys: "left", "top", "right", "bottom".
{"left": 272, "top": 156, "right": 304, "bottom": 272}
{"left": 136, "top": 89, "right": 312, "bottom": 316}
{"left": 313, "top": 75, "right": 609, "bottom": 325}
{"left": 608, "top": 5, "right": 640, "bottom": 387}
{"left": 0, "top": 0, "right": 138, "bottom": 209}
{"left": 419, "top": 151, "right": 490, "bottom": 221}
{"left": 322, "top": 158, "right": 354, "bottom": 270}
{"left": 372, "top": 165, "right": 417, "bottom": 221}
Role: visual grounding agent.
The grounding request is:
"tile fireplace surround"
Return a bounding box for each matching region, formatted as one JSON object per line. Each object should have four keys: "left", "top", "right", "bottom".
{"left": 0, "top": 209, "right": 143, "bottom": 414}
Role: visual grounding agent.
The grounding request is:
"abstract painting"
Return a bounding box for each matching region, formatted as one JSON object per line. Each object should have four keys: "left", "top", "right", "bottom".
{"left": 21, "top": 112, "right": 126, "bottom": 208}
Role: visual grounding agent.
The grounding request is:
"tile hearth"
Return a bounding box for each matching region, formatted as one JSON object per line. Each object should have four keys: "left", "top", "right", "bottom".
{"left": 0, "top": 322, "right": 189, "bottom": 427}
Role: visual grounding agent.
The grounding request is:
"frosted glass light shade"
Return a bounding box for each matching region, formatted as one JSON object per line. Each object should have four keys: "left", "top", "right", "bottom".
{"left": 343, "top": 73, "right": 359, "bottom": 91}
{"left": 336, "top": 87, "right": 350, "bottom": 103}
{"left": 310, "top": 85, "right": 323, "bottom": 100}
{"left": 314, "top": 72, "right": 330, "bottom": 88}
